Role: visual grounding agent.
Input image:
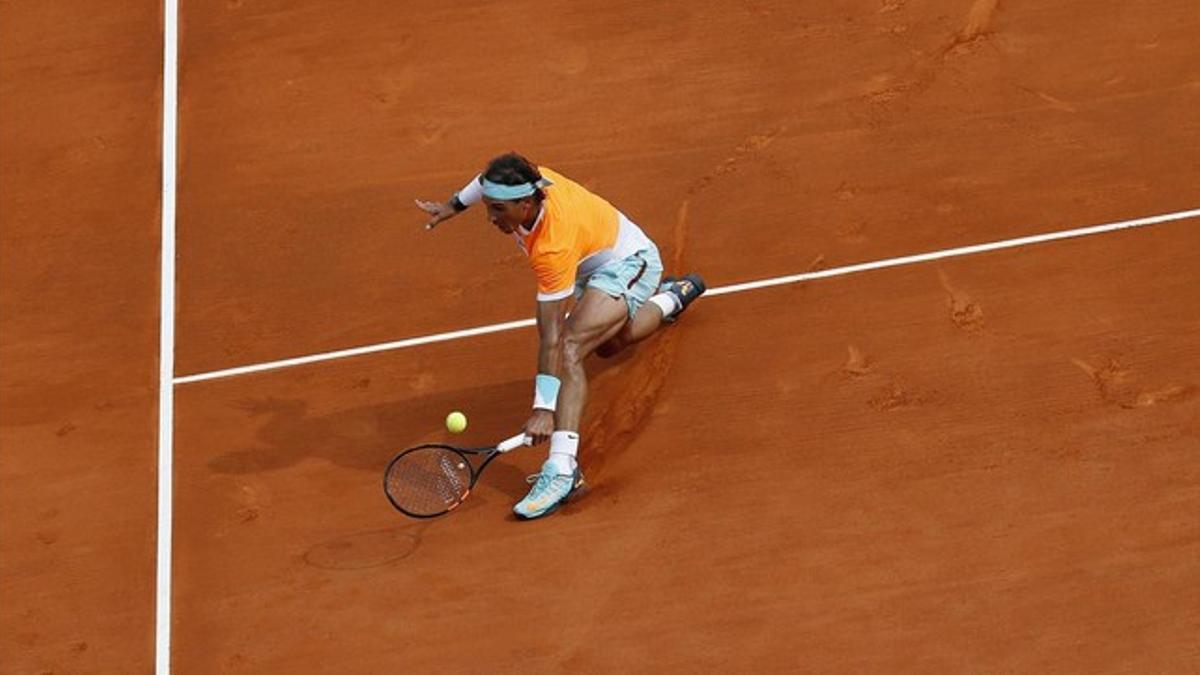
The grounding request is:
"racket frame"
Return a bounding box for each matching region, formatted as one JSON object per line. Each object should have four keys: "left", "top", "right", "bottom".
{"left": 383, "top": 433, "right": 527, "bottom": 518}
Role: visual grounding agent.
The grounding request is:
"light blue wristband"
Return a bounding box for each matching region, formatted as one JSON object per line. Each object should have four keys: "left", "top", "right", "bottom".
{"left": 533, "top": 373, "right": 561, "bottom": 411}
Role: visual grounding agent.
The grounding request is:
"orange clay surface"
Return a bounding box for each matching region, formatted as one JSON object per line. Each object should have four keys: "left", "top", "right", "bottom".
{"left": 1, "top": 2, "right": 163, "bottom": 671}
{"left": 3, "top": 1, "right": 1199, "bottom": 673}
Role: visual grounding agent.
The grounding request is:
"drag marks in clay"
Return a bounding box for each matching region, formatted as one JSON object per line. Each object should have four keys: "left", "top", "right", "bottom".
{"left": 840, "top": 345, "right": 931, "bottom": 411}
{"left": 938, "top": 269, "right": 985, "bottom": 333}
{"left": 1072, "top": 357, "right": 1195, "bottom": 409}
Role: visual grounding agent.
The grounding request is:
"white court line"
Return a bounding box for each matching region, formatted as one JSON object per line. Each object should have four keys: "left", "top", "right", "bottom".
{"left": 175, "top": 207, "right": 1200, "bottom": 386}
{"left": 174, "top": 318, "right": 537, "bottom": 384}
{"left": 156, "top": 0, "right": 179, "bottom": 672}
{"left": 706, "top": 207, "right": 1200, "bottom": 296}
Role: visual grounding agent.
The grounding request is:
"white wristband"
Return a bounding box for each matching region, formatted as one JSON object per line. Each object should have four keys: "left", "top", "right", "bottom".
{"left": 457, "top": 173, "right": 483, "bottom": 207}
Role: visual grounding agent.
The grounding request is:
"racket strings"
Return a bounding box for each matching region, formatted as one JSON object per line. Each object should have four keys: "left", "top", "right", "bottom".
{"left": 385, "top": 447, "right": 472, "bottom": 516}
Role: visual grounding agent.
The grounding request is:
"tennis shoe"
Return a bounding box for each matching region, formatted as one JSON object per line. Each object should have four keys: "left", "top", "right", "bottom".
{"left": 513, "top": 460, "right": 584, "bottom": 520}
{"left": 660, "top": 273, "right": 707, "bottom": 324}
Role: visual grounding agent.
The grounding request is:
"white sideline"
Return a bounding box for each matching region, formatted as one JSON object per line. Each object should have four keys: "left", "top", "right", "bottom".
{"left": 175, "top": 207, "right": 1200, "bottom": 386}
{"left": 156, "top": 0, "right": 179, "bottom": 672}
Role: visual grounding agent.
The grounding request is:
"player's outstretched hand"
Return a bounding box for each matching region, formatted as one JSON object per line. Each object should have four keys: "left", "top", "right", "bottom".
{"left": 415, "top": 198, "right": 457, "bottom": 230}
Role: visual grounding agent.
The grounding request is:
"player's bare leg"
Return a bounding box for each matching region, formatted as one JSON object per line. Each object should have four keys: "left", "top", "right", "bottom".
{"left": 513, "top": 288, "right": 625, "bottom": 519}
{"left": 556, "top": 289, "right": 630, "bottom": 431}
{"left": 595, "top": 302, "right": 666, "bottom": 357}
{"left": 596, "top": 273, "right": 707, "bottom": 358}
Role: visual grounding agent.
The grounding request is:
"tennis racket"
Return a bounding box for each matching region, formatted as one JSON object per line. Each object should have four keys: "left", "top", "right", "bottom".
{"left": 383, "top": 433, "right": 530, "bottom": 518}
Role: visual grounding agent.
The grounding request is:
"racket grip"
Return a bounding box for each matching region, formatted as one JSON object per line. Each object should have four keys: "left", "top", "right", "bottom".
{"left": 496, "top": 433, "right": 530, "bottom": 453}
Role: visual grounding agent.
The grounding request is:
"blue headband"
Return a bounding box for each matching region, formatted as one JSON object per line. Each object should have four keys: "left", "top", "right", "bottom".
{"left": 481, "top": 176, "right": 552, "bottom": 201}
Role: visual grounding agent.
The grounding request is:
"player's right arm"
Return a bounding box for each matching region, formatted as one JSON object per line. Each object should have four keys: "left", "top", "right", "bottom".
{"left": 415, "top": 174, "right": 483, "bottom": 230}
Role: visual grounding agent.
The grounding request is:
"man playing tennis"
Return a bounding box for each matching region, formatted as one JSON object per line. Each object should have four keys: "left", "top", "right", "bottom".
{"left": 416, "top": 153, "right": 705, "bottom": 520}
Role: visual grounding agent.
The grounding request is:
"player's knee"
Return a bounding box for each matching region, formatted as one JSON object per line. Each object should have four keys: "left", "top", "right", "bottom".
{"left": 561, "top": 332, "right": 588, "bottom": 366}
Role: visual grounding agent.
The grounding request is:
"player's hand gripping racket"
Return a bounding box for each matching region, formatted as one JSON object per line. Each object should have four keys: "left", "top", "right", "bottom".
{"left": 383, "top": 433, "right": 530, "bottom": 518}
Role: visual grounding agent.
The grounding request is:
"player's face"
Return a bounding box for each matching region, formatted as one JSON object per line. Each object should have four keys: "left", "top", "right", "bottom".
{"left": 483, "top": 197, "right": 534, "bottom": 234}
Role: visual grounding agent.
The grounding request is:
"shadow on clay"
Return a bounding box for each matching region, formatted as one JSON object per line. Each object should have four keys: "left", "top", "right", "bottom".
{"left": 205, "top": 361, "right": 639, "bottom": 502}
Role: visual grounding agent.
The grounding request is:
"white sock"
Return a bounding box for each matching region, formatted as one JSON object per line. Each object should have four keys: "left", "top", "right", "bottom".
{"left": 649, "top": 293, "right": 679, "bottom": 318}
{"left": 547, "top": 430, "right": 579, "bottom": 473}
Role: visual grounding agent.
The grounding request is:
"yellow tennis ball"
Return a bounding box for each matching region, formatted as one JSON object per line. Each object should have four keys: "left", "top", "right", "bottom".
{"left": 445, "top": 411, "right": 467, "bottom": 434}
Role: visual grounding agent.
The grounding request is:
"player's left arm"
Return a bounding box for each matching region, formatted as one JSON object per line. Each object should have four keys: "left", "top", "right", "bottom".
{"left": 524, "top": 297, "right": 569, "bottom": 443}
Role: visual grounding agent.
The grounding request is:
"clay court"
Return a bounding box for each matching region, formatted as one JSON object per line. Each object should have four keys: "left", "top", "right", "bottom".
{"left": 2, "top": 0, "right": 1198, "bottom": 672}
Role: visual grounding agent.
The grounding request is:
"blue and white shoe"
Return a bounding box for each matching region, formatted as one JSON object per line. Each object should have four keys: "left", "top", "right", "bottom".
{"left": 513, "top": 460, "right": 584, "bottom": 520}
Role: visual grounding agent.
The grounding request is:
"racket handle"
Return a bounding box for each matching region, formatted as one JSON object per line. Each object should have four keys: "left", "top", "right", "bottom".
{"left": 496, "top": 433, "right": 530, "bottom": 453}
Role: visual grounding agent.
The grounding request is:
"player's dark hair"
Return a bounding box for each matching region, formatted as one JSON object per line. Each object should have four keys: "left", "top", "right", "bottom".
{"left": 484, "top": 152, "right": 545, "bottom": 202}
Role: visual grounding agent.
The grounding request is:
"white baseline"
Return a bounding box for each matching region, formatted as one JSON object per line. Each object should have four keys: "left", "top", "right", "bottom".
{"left": 175, "top": 207, "right": 1200, "bottom": 386}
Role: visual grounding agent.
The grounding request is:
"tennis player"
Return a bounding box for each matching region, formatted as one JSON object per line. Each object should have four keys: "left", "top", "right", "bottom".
{"left": 416, "top": 153, "right": 705, "bottom": 520}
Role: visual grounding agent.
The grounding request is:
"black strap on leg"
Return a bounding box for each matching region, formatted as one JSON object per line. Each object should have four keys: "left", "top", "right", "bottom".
{"left": 625, "top": 256, "right": 648, "bottom": 290}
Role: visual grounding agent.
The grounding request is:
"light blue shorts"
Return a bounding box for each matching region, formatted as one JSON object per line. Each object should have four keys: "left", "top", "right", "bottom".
{"left": 575, "top": 245, "right": 664, "bottom": 319}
